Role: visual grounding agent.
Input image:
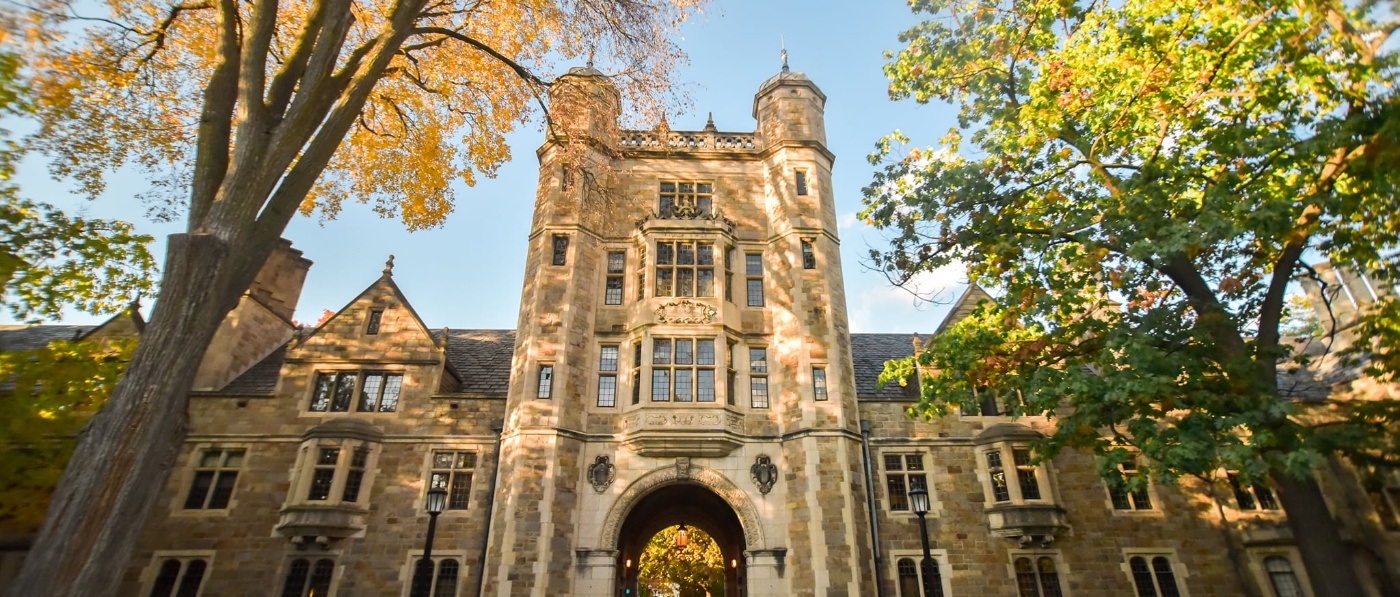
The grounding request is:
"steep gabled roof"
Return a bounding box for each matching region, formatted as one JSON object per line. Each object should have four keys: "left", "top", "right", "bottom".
{"left": 933, "top": 283, "right": 994, "bottom": 335}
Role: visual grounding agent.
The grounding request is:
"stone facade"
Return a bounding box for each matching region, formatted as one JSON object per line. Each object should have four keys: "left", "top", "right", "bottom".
{"left": 1, "top": 67, "right": 1398, "bottom": 597}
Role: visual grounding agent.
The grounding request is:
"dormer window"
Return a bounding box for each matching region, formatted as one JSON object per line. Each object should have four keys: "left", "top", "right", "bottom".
{"left": 659, "top": 181, "right": 713, "bottom": 218}
{"left": 308, "top": 371, "right": 402, "bottom": 413}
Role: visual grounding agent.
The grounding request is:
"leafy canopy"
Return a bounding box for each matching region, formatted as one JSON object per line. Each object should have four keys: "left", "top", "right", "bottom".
{"left": 638, "top": 525, "right": 726, "bottom": 597}
{"left": 862, "top": 0, "right": 1400, "bottom": 483}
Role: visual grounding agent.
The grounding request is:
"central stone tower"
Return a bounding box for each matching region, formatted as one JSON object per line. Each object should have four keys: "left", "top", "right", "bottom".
{"left": 483, "top": 62, "right": 874, "bottom": 596}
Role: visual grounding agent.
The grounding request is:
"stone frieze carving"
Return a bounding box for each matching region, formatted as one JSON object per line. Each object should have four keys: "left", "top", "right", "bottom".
{"left": 655, "top": 300, "right": 717, "bottom": 324}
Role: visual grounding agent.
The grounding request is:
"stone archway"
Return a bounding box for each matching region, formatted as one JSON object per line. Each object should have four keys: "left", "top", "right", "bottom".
{"left": 602, "top": 465, "right": 766, "bottom": 597}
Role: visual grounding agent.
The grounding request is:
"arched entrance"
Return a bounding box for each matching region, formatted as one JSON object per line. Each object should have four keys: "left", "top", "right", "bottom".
{"left": 615, "top": 484, "right": 746, "bottom": 596}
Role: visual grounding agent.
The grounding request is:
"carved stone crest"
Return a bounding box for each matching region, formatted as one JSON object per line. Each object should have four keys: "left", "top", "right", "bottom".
{"left": 588, "top": 455, "right": 615, "bottom": 493}
{"left": 656, "top": 300, "right": 717, "bottom": 324}
{"left": 751, "top": 455, "right": 778, "bottom": 495}
{"left": 675, "top": 457, "right": 692, "bottom": 479}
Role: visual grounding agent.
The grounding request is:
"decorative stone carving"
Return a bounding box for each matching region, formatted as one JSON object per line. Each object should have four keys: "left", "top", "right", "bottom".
{"left": 598, "top": 464, "right": 766, "bottom": 550}
{"left": 655, "top": 300, "right": 717, "bottom": 324}
{"left": 588, "top": 455, "right": 615, "bottom": 493}
{"left": 750, "top": 455, "right": 778, "bottom": 495}
{"left": 675, "top": 457, "right": 691, "bottom": 479}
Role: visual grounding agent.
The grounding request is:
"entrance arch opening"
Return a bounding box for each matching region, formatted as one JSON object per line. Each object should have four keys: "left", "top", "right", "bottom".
{"left": 616, "top": 484, "right": 746, "bottom": 597}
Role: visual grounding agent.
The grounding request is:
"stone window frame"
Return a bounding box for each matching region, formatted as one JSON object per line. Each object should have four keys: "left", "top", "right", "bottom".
{"left": 1220, "top": 470, "right": 1283, "bottom": 514}
{"left": 1006, "top": 550, "right": 1069, "bottom": 597}
{"left": 424, "top": 448, "right": 479, "bottom": 514}
{"left": 881, "top": 450, "right": 942, "bottom": 516}
{"left": 748, "top": 345, "right": 770, "bottom": 409}
{"left": 795, "top": 169, "right": 809, "bottom": 196}
{"left": 653, "top": 239, "right": 717, "bottom": 298}
{"left": 1104, "top": 455, "right": 1161, "bottom": 516}
{"left": 365, "top": 308, "right": 384, "bottom": 335}
{"left": 977, "top": 442, "right": 1060, "bottom": 508}
{"left": 811, "top": 364, "right": 829, "bottom": 401}
{"left": 276, "top": 555, "right": 342, "bottom": 597}
{"left": 285, "top": 436, "right": 382, "bottom": 510}
{"left": 657, "top": 180, "right": 714, "bottom": 218}
{"left": 304, "top": 369, "right": 406, "bottom": 414}
{"left": 401, "top": 550, "right": 467, "bottom": 597}
{"left": 1244, "top": 548, "right": 1313, "bottom": 597}
{"left": 1120, "top": 548, "right": 1191, "bottom": 597}
{"left": 648, "top": 336, "right": 719, "bottom": 403}
{"left": 744, "top": 252, "right": 765, "bottom": 307}
{"left": 597, "top": 343, "right": 620, "bottom": 408}
{"left": 174, "top": 444, "right": 249, "bottom": 516}
{"left": 800, "top": 238, "right": 816, "bottom": 269}
{"left": 138, "top": 550, "right": 214, "bottom": 597}
{"left": 536, "top": 364, "right": 554, "bottom": 399}
{"left": 551, "top": 234, "right": 569, "bottom": 266}
{"left": 604, "top": 249, "right": 627, "bottom": 306}
{"left": 887, "top": 548, "right": 951, "bottom": 597}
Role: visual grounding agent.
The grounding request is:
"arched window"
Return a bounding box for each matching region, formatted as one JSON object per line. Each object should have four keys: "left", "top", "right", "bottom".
{"left": 148, "top": 557, "right": 207, "bottom": 597}
{"left": 409, "top": 557, "right": 461, "bottom": 597}
{"left": 1015, "top": 556, "right": 1064, "bottom": 597}
{"left": 894, "top": 557, "right": 943, "bottom": 597}
{"left": 1128, "top": 555, "right": 1182, "bottom": 597}
{"left": 281, "top": 558, "right": 334, "bottom": 597}
{"left": 1264, "top": 556, "right": 1304, "bottom": 597}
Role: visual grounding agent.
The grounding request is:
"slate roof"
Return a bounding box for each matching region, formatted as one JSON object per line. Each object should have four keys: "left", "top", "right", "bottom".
{"left": 437, "top": 329, "right": 516, "bottom": 395}
{"left": 0, "top": 325, "right": 94, "bottom": 351}
{"left": 212, "top": 343, "right": 289, "bottom": 396}
{"left": 850, "top": 333, "right": 924, "bottom": 400}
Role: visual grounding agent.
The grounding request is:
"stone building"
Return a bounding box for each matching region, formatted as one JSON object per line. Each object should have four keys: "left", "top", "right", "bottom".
{"left": 2, "top": 65, "right": 1398, "bottom": 597}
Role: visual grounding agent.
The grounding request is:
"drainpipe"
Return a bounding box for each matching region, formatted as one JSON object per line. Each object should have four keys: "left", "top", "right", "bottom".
{"left": 475, "top": 419, "right": 505, "bottom": 597}
{"left": 860, "top": 419, "right": 888, "bottom": 597}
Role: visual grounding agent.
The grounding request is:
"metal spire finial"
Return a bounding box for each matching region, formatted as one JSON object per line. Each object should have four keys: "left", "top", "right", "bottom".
{"left": 780, "top": 36, "right": 789, "bottom": 73}
{"left": 383, "top": 255, "right": 395, "bottom": 276}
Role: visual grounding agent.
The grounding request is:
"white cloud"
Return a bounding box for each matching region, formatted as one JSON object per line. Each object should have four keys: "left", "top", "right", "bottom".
{"left": 847, "top": 262, "right": 968, "bottom": 333}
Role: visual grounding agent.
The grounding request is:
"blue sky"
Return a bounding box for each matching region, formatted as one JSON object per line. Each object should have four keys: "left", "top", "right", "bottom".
{"left": 8, "top": 1, "right": 971, "bottom": 332}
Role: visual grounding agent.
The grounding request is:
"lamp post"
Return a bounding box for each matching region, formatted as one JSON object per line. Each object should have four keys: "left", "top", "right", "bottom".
{"left": 411, "top": 486, "right": 449, "bottom": 597}
{"left": 908, "top": 486, "right": 935, "bottom": 597}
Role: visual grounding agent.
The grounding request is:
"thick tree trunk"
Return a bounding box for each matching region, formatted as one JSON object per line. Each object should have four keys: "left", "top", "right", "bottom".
{"left": 7, "top": 234, "right": 237, "bottom": 597}
{"left": 1272, "top": 470, "right": 1368, "bottom": 597}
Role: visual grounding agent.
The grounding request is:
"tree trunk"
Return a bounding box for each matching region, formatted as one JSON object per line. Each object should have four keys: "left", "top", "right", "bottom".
{"left": 1272, "top": 470, "right": 1368, "bottom": 597}
{"left": 7, "top": 233, "right": 237, "bottom": 597}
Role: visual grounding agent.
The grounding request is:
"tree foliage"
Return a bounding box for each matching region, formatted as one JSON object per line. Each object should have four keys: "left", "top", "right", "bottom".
{"left": 0, "top": 50, "right": 154, "bottom": 322}
{"left": 863, "top": 0, "right": 1398, "bottom": 593}
{"left": 0, "top": 338, "right": 135, "bottom": 534}
{"left": 639, "top": 526, "right": 725, "bottom": 597}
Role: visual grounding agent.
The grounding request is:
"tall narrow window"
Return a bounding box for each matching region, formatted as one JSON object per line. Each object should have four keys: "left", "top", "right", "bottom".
{"left": 605, "top": 251, "right": 626, "bottom": 305}
{"left": 894, "top": 557, "right": 943, "bottom": 596}
{"left": 1227, "top": 473, "right": 1279, "bottom": 510}
{"left": 658, "top": 181, "right": 713, "bottom": 218}
{"left": 429, "top": 451, "right": 476, "bottom": 510}
{"left": 724, "top": 248, "right": 735, "bottom": 303}
{"left": 749, "top": 347, "right": 769, "bottom": 408}
{"left": 598, "top": 345, "right": 619, "bottom": 407}
{"left": 654, "top": 241, "right": 714, "bottom": 297}
{"left": 1264, "top": 556, "right": 1304, "bottom": 597}
{"left": 812, "top": 367, "right": 828, "bottom": 401}
{"left": 1014, "top": 557, "right": 1063, "bottom": 597}
{"left": 409, "top": 557, "right": 461, "bottom": 597}
{"left": 340, "top": 447, "right": 368, "bottom": 502}
{"left": 726, "top": 341, "right": 737, "bottom": 406}
{"left": 536, "top": 365, "right": 553, "bottom": 399}
{"left": 632, "top": 344, "right": 642, "bottom": 405}
{"left": 147, "top": 557, "right": 208, "bottom": 597}
{"left": 280, "top": 558, "right": 334, "bottom": 597}
{"left": 745, "top": 253, "right": 764, "bottom": 307}
{"left": 184, "top": 448, "right": 244, "bottom": 510}
{"left": 365, "top": 309, "right": 383, "bottom": 335}
{"left": 1129, "top": 555, "right": 1182, "bottom": 597}
{"left": 1014, "top": 448, "right": 1042, "bottom": 500}
{"left": 987, "top": 450, "right": 1011, "bottom": 502}
{"left": 801, "top": 239, "right": 816, "bottom": 269}
{"left": 551, "top": 235, "right": 569, "bottom": 266}
{"left": 1109, "top": 459, "right": 1153, "bottom": 511}
{"left": 795, "top": 170, "right": 809, "bottom": 196}
{"left": 307, "top": 448, "right": 339, "bottom": 501}
{"left": 884, "top": 454, "right": 927, "bottom": 512}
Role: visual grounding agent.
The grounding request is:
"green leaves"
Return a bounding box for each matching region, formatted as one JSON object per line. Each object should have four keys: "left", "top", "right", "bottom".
{"left": 865, "top": 0, "right": 1399, "bottom": 483}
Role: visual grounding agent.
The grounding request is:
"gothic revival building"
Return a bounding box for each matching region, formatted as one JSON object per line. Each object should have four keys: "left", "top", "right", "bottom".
{"left": 2, "top": 66, "right": 1398, "bottom": 597}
